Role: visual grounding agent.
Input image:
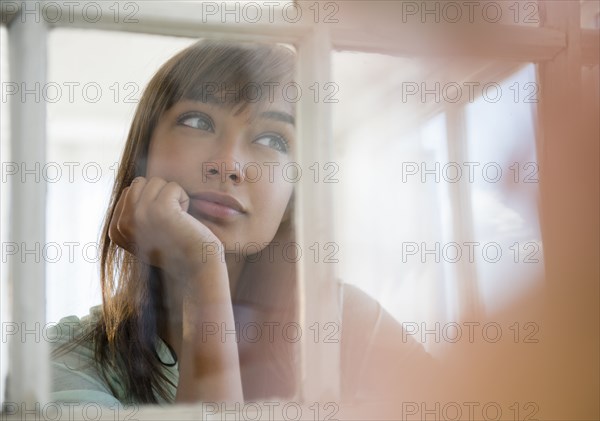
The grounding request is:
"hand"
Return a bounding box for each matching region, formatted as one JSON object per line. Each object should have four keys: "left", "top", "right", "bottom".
{"left": 108, "top": 176, "right": 223, "bottom": 278}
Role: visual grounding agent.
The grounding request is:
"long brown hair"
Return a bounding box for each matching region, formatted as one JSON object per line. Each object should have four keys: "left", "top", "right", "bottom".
{"left": 55, "top": 40, "right": 296, "bottom": 404}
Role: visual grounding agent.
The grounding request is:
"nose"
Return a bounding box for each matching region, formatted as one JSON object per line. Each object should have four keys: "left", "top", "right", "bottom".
{"left": 203, "top": 131, "right": 246, "bottom": 185}
{"left": 204, "top": 163, "right": 243, "bottom": 184}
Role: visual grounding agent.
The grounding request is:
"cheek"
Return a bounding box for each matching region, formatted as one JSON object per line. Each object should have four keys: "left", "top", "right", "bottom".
{"left": 252, "top": 177, "right": 294, "bottom": 225}
{"left": 146, "top": 140, "right": 172, "bottom": 178}
{"left": 146, "top": 140, "right": 198, "bottom": 181}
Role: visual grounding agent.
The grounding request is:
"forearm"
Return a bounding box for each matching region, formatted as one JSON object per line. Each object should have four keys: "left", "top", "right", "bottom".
{"left": 174, "top": 258, "right": 243, "bottom": 404}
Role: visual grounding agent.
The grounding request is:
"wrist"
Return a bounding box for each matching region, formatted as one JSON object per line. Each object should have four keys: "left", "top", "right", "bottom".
{"left": 187, "top": 239, "right": 226, "bottom": 276}
{"left": 162, "top": 238, "right": 225, "bottom": 279}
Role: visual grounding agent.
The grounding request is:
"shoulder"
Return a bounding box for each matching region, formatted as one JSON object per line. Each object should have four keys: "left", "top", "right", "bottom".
{"left": 341, "top": 284, "right": 427, "bottom": 355}
{"left": 341, "top": 283, "right": 380, "bottom": 324}
{"left": 48, "top": 306, "right": 178, "bottom": 405}
{"left": 48, "top": 306, "right": 124, "bottom": 406}
{"left": 47, "top": 306, "right": 101, "bottom": 346}
{"left": 340, "top": 284, "right": 438, "bottom": 402}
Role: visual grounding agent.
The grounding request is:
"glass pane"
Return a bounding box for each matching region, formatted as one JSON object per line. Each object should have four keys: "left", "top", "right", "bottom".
{"left": 47, "top": 29, "right": 197, "bottom": 322}
{"left": 465, "top": 64, "right": 544, "bottom": 315}
{"left": 332, "top": 62, "right": 454, "bottom": 332}
{"left": 46, "top": 28, "right": 306, "bottom": 409}
{"left": 332, "top": 51, "right": 545, "bottom": 410}
{"left": 331, "top": 53, "right": 456, "bottom": 408}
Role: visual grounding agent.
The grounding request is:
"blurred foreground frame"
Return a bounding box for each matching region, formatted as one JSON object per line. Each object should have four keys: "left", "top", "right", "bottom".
{"left": 1, "top": 0, "right": 598, "bottom": 420}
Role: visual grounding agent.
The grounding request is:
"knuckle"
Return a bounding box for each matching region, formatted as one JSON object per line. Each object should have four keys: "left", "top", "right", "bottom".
{"left": 148, "top": 176, "right": 164, "bottom": 185}
{"left": 165, "top": 181, "right": 182, "bottom": 194}
{"left": 117, "top": 212, "right": 134, "bottom": 235}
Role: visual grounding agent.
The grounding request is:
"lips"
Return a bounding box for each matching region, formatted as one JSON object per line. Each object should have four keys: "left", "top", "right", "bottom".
{"left": 188, "top": 191, "right": 246, "bottom": 220}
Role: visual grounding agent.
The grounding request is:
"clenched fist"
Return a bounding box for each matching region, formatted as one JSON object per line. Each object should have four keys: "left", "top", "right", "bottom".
{"left": 108, "top": 176, "right": 223, "bottom": 279}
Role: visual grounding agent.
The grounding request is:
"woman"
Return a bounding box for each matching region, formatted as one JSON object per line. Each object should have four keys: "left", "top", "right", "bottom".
{"left": 49, "top": 40, "right": 436, "bottom": 407}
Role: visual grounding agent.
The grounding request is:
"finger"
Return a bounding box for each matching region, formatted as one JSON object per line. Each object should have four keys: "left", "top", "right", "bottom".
{"left": 137, "top": 176, "right": 168, "bottom": 208}
{"left": 125, "top": 176, "right": 147, "bottom": 207}
{"left": 117, "top": 177, "right": 150, "bottom": 253}
{"left": 109, "top": 186, "right": 132, "bottom": 252}
{"left": 120, "top": 177, "right": 147, "bottom": 242}
{"left": 155, "top": 181, "right": 190, "bottom": 213}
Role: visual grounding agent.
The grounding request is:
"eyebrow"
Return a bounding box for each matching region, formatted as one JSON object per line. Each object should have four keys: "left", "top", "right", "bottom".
{"left": 259, "top": 111, "right": 295, "bottom": 126}
{"left": 183, "top": 98, "right": 295, "bottom": 126}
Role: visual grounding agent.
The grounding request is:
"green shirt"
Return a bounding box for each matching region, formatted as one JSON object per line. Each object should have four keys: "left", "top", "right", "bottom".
{"left": 48, "top": 305, "right": 178, "bottom": 406}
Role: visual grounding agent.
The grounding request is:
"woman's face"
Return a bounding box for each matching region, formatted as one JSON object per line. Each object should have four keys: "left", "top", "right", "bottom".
{"left": 145, "top": 96, "right": 296, "bottom": 254}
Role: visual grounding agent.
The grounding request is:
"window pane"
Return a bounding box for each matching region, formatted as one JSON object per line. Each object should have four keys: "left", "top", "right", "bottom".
{"left": 332, "top": 53, "right": 546, "bottom": 409}
{"left": 331, "top": 51, "right": 455, "bottom": 332}
{"left": 332, "top": 53, "right": 545, "bottom": 321}
{"left": 332, "top": 52, "right": 456, "bottom": 353}
{"left": 46, "top": 28, "right": 197, "bottom": 322}
{"left": 464, "top": 63, "right": 544, "bottom": 314}
{"left": 45, "top": 28, "right": 306, "bottom": 407}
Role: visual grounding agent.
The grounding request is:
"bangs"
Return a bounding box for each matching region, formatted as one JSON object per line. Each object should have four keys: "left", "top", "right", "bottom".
{"left": 164, "top": 40, "right": 296, "bottom": 113}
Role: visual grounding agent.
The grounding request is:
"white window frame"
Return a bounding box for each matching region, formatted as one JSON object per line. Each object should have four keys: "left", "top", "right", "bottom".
{"left": 1, "top": 0, "right": 598, "bottom": 418}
